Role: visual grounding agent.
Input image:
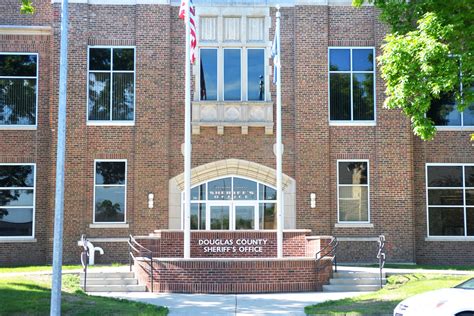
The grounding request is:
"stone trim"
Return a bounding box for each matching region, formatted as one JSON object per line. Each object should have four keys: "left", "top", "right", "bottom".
{"left": 0, "top": 26, "right": 51, "bottom": 36}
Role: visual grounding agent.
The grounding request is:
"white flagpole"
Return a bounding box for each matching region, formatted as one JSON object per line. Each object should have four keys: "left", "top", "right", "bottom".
{"left": 183, "top": 0, "right": 192, "bottom": 259}
{"left": 275, "top": 7, "right": 284, "bottom": 259}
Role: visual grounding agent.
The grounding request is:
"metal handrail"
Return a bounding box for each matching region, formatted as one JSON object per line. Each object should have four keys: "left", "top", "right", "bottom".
{"left": 80, "top": 234, "right": 90, "bottom": 292}
{"left": 377, "top": 235, "right": 386, "bottom": 289}
{"left": 315, "top": 236, "right": 339, "bottom": 272}
{"left": 128, "top": 235, "right": 154, "bottom": 292}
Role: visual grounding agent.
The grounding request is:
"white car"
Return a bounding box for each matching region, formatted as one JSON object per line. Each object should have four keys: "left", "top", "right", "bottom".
{"left": 394, "top": 278, "right": 474, "bottom": 316}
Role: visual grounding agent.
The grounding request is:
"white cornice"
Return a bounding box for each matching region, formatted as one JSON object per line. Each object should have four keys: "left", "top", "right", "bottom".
{"left": 0, "top": 25, "right": 52, "bottom": 36}
{"left": 50, "top": 0, "right": 360, "bottom": 6}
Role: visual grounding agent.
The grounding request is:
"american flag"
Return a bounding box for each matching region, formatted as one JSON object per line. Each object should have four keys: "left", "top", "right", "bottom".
{"left": 179, "top": 0, "right": 197, "bottom": 64}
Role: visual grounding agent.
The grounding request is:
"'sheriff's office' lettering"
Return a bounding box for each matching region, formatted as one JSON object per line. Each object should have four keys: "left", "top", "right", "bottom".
{"left": 198, "top": 238, "right": 268, "bottom": 253}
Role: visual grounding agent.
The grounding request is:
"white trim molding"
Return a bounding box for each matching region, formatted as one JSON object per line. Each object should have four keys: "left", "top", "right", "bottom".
{"left": 337, "top": 237, "right": 379, "bottom": 242}
{"left": 89, "top": 223, "right": 129, "bottom": 229}
{"left": 0, "top": 25, "right": 52, "bottom": 36}
{"left": 77, "top": 237, "right": 129, "bottom": 244}
{"left": 0, "top": 238, "right": 37, "bottom": 243}
{"left": 335, "top": 223, "right": 374, "bottom": 228}
{"left": 425, "top": 237, "right": 474, "bottom": 242}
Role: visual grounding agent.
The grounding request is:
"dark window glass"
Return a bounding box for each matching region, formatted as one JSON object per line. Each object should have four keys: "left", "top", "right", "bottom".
{"left": 429, "top": 207, "right": 464, "bottom": 236}
{"left": 208, "top": 177, "right": 232, "bottom": 200}
{"left": 259, "top": 203, "right": 276, "bottom": 229}
{"left": 190, "top": 203, "right": 206, "bottom": 230}
{"left": 467, "top": 208, "right": 474, "bottom": 236}
{"left": 235, "top": 205, "right": 255, "bottom": 229}
{"left": 0, "top": 79, "right": 37, "bottom": 125}
{"left": 200, "top": 49, "right": 217, "bottom": 101}
{"left": 248, "top": 49, "right": 265, "bottom": 101}
{"left": 233, "top": 178, "right": 257, "bottom": 200}
{"left": 0, "top": 190, "right": 34, "bottom": 206}
{"left": 259, "top": 184, "right": 276, "bottom": 200}
{"left": 338, "top": 162, "right": 368, "bottom": 185}
{"left": 0, "top": 165, "right": 34, "bottom": 187}
{"left": 329, "top": 49, "right": 350, "bottom": 71}
{"left": 466, "top": 167, "right": 474, "bottom": 187}
{"left": 89, "top": 48, "right": 111, "bottom": 71}
{"left": 112, "top": 73, "right": 134, "bottom": 120}
{"left": 466, "top": 190, "right": 474, "bottom": 205}
{"left": 428, "top": 189, "right": 463, "bottom": 205}
{"left": 94, "top": 186, "right": 125, "bottom": 222}
{"left": 113, "top": 49, "right": 134, "bottom": 71}
{"left": 191, "top": 184, "right": 206, "bottom": 201}
{"left": 463, "top": 103, "right": 474, "bottom": 126}
{"left": 427, "top": 166, "right": 462, "bottom": 187}
{"left": 353, "top": 74, "right": 374, "bottom": 120}
{"left": 330, "top": 73, "right": 351, "bottom": 120}
{"left": 210, "top": 205, "right": 229, "bottom": 230}
{"left": 352, "top": 49, "right": 373, "bottom": 71}
{"left": 0, "top": 54, "right": 37, "bottom": 76}
{"left": 88, "top": 73, "right": 111, "bottom": 120}
{"left": 0, "top": 208, "right": 33, "bottom": 237}
{"left": 427, "top": 93, "right": 461, "bottom": 126}
{"left": 95, "top": 162, "right": 126, "bottom": 185}
{"left": 224, "top": 49, "right": 241, "bottom": 101}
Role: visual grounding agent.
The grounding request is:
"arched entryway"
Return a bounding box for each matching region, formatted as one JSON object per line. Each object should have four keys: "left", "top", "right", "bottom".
{"left": 168, "top": 159, "right": 296, "bottom": 230}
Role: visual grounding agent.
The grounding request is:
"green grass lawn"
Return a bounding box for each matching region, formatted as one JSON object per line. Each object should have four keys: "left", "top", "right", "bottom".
{"left": 0, "top": 274, "right": 168, "bottom": 316}
{"left": 305, "top": 274, "right": 471, "bottom": 315}
{"left": 365, "top": 263, "right": 474, "bottom": 271}
{"left": 0, "top": 263, "right": 125, "bottom": 274}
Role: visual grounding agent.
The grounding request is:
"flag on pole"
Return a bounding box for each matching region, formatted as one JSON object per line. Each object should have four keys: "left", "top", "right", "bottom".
{"left": 179, "top": 0, "right": 197, "bottom": 64}
{"left": 271, "top": 25, "right": 280, "bottom": 84}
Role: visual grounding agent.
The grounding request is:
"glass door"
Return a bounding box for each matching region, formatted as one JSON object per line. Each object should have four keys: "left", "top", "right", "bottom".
{"left": 208, "top": 203, "right": 230, "bottom": 230}
{"left": 234, "top": 203, "right": 258, "bottom": 230}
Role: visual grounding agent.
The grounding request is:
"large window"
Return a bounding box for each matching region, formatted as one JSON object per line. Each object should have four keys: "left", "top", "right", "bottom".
{"left": 329, "top": 48, "right": 375, "bottom": 122}
{"left": 0, "top": 53, "right": 38, "bottom": 126}
{"left": 427, "top": 91, "right": 474, "bottom": 127}
{"left": 94, "top": 160, "right": 127, "bottom": 223}
{"left": 426, "top": 164, "right": 474, "bottom": 237}
{"left": 0, "top": 164, "right": 35, "bottom": 238}
{"left": 183, "top": 176, "right": 277, "bottom": 230}
{"left": 88, "top": 47, "right": 135, "bottom": 123}
{"left": 198, "top": 16, "right": 267, "bottom": 102}
{"left": 337, "top": 160, "right": 370, "bottom": 223}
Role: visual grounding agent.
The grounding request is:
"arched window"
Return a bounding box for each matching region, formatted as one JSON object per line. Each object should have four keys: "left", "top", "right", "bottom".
{"left": 182, "top": 176, "right": 277, "bottom": 230}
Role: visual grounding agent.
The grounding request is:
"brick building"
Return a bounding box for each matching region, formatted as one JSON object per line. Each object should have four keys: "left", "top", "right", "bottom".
{"left": 0, "top": 0, "right": 473, "bottom": 267}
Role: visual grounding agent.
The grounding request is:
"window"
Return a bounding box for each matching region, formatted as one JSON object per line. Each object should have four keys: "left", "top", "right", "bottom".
{"left": 329, "top": 48, "right": 375, "bottom": 122}
{"left": 427, "top": 91, "right": 474, "bottom": 127}
{"left": 88, "top": 47, "right": 135, "bottom": 123}
{"left": 183, "top": 176, "right": 276, "bottom": 230}
{"left": 198, "top": 16, "right": 267, "bottom": 102}
{"left": 94, "top": 160, "right": 127, "bottom": 223}
{"left": 0, "top": 53, "right": 38, "bottom": 126}
{"left": 426, "top": 164, "right": 474, "bottom": 237}
{"left": 337, "top": 160, "right": 370, "bottom": 223}
{"left": 0, "top": 164, "right": 35, "bottom": 238}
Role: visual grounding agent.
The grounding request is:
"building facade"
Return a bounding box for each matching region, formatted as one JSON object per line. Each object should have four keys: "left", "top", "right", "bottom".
{"left": 0, "top": 0, "right": 473, "bottom": 266}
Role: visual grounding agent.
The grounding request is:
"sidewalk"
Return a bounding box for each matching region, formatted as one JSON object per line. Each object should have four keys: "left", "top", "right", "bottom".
{"left": 337, "top": 265, "right": 474, "bottom": 276}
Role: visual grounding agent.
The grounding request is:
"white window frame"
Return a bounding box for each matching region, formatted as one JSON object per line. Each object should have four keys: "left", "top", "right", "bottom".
{"left": 425, "top": 163, "right": 474, "bottom": 239}
{"left": 0, "top": 163, "right": 36, "bottom": 240}
{"left": 181, "top": 175, "right": 277, "bottom": 231}
{"left": 93, "top": 159, "right": 127, "bottom": 224}
{"left": 86, "top": 46, "right": 136, "bottom": 126}
{"left": 337, "top": 159, "right": 371, "bottom": 224}
{"left": 328, "top": 47, "right": 376, "bottom": 126}
{"left": 196, "top": 14, "right": 269, "bottom": 103}
{"left": 0, "top": 52, "right": 39, "bottom": 130}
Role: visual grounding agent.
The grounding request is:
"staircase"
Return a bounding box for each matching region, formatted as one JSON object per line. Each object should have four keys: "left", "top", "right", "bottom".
{"left": 80, "top": 270, "right": 147, "bottom": 292}
{"left": 323, "top": 269, "right": 386, "bottom": 292}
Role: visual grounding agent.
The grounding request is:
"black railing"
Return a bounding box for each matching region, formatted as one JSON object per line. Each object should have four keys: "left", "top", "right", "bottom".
{"left": 80, "top": 234, "right": 90, "bottom": 292}
{"left": 377, "top": 235, "right": 386, "bottom": 289}
{"left": 128, "top": 235, "right": 154, "bottom": 292}
{"left": 315, "top": 236, "right": 339, "bottom": 272}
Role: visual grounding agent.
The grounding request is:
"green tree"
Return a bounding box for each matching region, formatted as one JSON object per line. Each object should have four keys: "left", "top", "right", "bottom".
{"left": 353, "top": 0, "right": 473, "bottom": 140}
{"left": 20, "top": 0, "right": 35, "bottom": 14}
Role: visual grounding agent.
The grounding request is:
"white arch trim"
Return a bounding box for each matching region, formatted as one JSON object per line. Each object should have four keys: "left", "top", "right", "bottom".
{"left": 168, "top": 159, "right": 296, "bottom": 230}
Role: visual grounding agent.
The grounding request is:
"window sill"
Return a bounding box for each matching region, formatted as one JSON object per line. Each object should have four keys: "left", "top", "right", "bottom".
{"left": 0, "top": 238, "right": 37, "bottom": 243}
{"left": 425, "top": 237, "right": 474, "bottom": 242}
{"left": 335, "top": 223, "right": 374, "bottom": 228}
{"left": 87, "top": 121, "right": 135, "bottom": 126}
{"left": 435, "top": 126, "right": 474, "bottom": 131}
{"left": 89, "top": 223, "right": 129, "bottom": 229}
{"left": 329, "top": 121, "right": 376, "bottom": 127}
{"left": 0, "top": 125, "right": 37, "bottom": 130}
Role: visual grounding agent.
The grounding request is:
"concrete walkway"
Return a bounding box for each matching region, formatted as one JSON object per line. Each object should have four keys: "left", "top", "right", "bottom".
{"left": 90, "top": 291, "right": 366, "bottom": 315}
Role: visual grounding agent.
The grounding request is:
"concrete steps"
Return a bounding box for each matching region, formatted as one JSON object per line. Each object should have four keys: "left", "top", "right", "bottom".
{"left": 323, "top": 270, "right": 386, "bottom": 292}
{"left": 80, "top": 271, "right": 146, "bottom": 292}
